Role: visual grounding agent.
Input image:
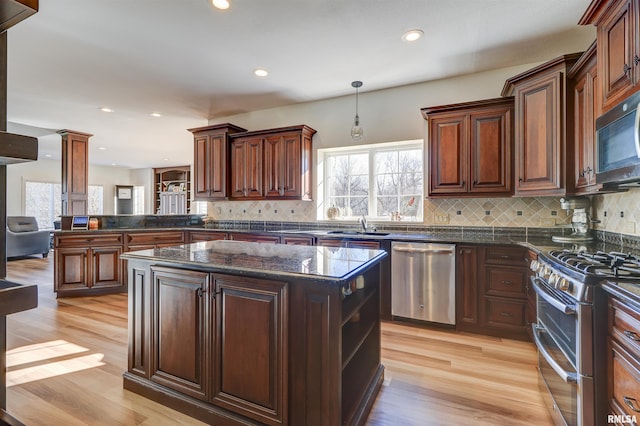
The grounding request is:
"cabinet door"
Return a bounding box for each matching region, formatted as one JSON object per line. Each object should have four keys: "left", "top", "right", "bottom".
{"left": 150, "top": 267, "right": 209, "bottom": 401}
{"left": 208, "top": 133, "right": 228, "bottom": 199}
{"left": 264, "top": 133, "right": 303, "bottom": 198}
{"left": 194, "top": 133, "right": 211, "bottom": 199}
{"left": 230, "top": 137, "right": 263, "bottom": 199}
{"left": 212, "top": 274, "right": 288, "bottom": 425}
{"left": 428, "top": 114, "right": 468, "bottom": 194}
{"left": 469, "top": 106, "right": 512, "bottom": 194}
{"left": 598, "top": 0, "right": 638, "bottom": 111}
{"left": 55, "top": 247, "right": 90, "bottom": 292}
{"left": 456, "top": 245, "right": 479, "bottom": 328}
{"left": 514, "top": 72, "right": 562, "bottom": 194}
{"left": 572, "top": 51, "right": 599, "bottom": 193}
{"left": 92, "top": 246, "right": 123, "bottom": 289}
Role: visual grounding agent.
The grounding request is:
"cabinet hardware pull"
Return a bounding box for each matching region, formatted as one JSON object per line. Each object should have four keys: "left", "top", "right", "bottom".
{"left": 196, "top": 288, "right": 203, "bottom": 298}
{"left": 519, "top": 177, "right": 523, "bottom": 182}
{"left": 635, "top": 55, "right": 640, "bottom": 66}
{"left": 461, "top": 180, "right": 465, "bottom": 186}
{"left": 586, "top": 166, "right": 592, "bottom": 173}
{"left": 623, "top": 330, "right": 640, "bottom": 341}
{"left": 500, "top": 255, "right": 510, "bottom": 259}
{"left": 624, "top": 396, "right": 640, "bottom": 413}
{"left": 624, "top": 63, "right": 632, "bottom": 76}
{"left": 500, "top": 312, "right": 512, "bottom": 317}
{"left": 502, "top": 280, "right": 513, "bottom": 285}
{"left": 579, "top": 169, "right": 585, "bottom": 177}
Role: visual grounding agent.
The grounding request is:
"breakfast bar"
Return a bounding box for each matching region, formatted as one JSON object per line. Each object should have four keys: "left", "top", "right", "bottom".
{"left": 121, "top": 240, "right": 387, "bottom": 426}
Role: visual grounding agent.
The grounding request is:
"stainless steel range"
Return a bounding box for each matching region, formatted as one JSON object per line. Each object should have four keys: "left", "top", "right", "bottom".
{"left": 530, "top": 249, "right": 640, "bottom": 425}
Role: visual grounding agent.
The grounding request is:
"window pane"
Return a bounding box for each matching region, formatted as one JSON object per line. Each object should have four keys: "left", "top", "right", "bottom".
{"left": 88, "top": 185, "right": 103, "bottom": 215}
{"left": 375, "top": 151, "right": 398, "bottom": 174}
{"left": 24, "top": 181, "right": 61, "bottom": 229}
{"left": 133, "top": 186, "right": 145, "bottom": 214}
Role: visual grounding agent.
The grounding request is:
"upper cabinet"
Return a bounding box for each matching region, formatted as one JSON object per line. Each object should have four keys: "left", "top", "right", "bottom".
{"left": 0, "top": 0, "right": 38, "bottom": 32}
{"left": 580, "top": 0, "right": 640, "bottom": 112}
{"left": 569, "top": 42, "right": 602, "bottom": 194}
{"left": 189, "top": 123, "right": 247, "bottom": 201}
{"left": 502, "top": 53, "right": 582, "bottom": 197}
{"left": 421, "top": 98, "right": 514, "bottom": 197}
{"left": 230, "top": 125, "right": 315, "bottom": 200}
{"left": 190, "top": 124, "right": 316, "bottom": 202}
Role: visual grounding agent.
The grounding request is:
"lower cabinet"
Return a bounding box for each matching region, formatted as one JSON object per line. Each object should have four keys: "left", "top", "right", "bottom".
{"left": 124, "top": 257, "right": 384, "bottom": 425}
{"left": 456, "top": 244, "right": 531, "bottom": 340}
{"left": 608, "top": 296, "right": 640, "bottom": 422}
{"left": 149, "top": 267, "right": 288, "bottom": 425}
{"left": 54, "top": 232, "right": 124, "bottom": 297}
{"left": 229, "top": 232, "right": 281, "bottom": 243}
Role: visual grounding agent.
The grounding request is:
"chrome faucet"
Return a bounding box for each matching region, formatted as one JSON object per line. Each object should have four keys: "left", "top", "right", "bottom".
{"left": 358, "top": 215, "right": 368, "bottom": 232}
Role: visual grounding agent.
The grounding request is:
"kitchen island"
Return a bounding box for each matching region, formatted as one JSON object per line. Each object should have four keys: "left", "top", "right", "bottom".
{"left": 121, "top": 240, "right": 387, "bottom": 426}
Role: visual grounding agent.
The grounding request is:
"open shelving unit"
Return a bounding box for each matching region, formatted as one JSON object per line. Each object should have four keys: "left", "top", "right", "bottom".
{"left": 153, "top": 166, "right": 191, "bottom": 214}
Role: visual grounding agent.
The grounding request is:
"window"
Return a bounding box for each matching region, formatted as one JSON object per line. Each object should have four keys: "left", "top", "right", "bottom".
{"left": 25, "top": 181, "right": 105, "bottom": 229}
{"left": 319, "top": 140, "right": 423, "bottom": 221}
{"left": 133, "top": 186, "right": 145, "bottom": 214}
{"left": 191, "top": 201, "right": 208, "bottom": 215}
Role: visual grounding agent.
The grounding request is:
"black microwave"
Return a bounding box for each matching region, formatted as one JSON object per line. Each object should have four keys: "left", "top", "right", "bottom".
{"left": 596, "top": 90, "right": 640, "bottom": 187}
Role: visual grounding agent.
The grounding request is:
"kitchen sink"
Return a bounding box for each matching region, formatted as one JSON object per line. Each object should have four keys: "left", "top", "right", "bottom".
{"left": 326, "top": 230, "right": 390, "bottom": 236}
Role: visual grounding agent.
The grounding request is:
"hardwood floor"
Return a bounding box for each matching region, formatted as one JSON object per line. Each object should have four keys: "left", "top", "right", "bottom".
{"left": 4, "top": 256, "right": 553, "bottom": 425}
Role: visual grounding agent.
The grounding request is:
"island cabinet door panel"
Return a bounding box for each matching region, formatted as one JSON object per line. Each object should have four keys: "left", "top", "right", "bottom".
{"left": 91, "top": 246, "right": 123, "bottom": 288}
{"left": 150, "top": 267, "right": 209, "bottom": 401}
{"left": 455, "top": 245, "right": 479, "bottom": 329}
{"left": 515, "top": 74, "right": 562, "bottom": 194}
{"left": 211, "top": 275, "right": 288, "bottom": 426}
{"left": 55, "top": 247, "right": 90, "bottom": 291}
{"left": 429, "top": 115, "right": 467, "bottom": 194}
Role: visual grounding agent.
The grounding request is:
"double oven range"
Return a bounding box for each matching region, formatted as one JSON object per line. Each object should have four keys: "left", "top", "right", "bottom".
{"left": 530, "top": 248, "right": 640, "bottom": 425}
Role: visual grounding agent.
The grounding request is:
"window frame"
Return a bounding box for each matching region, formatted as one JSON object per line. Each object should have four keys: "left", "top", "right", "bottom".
{"left": 318, "top": 139, "right": 424, "bottom": 222}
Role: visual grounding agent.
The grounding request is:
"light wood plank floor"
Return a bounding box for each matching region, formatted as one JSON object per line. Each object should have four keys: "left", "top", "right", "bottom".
{"left": 5, "top": 256, "right": 553, "bottom": 425}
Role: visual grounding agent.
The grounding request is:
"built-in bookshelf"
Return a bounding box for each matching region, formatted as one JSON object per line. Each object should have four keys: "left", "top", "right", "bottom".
{"left": 153, "top": 166, "right": 191, "bottom": 214}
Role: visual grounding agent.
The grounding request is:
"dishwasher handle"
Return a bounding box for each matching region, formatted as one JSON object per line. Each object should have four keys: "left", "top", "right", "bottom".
{"left": 392, "top": 247, "right": 454, "bottom": 255}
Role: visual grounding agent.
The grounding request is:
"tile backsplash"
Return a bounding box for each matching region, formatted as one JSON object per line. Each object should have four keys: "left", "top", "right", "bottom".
{"left": 206, "top": 196, "right": 573, "bottom": 229}
{"left": 592, "top": 187, "right": 640, "bottom": 236}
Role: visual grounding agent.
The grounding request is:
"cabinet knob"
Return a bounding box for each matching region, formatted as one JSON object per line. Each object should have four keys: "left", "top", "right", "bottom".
{"left": 502, "top": 280, "right": 513, "bottom": 285}
{"left": 519, "top": 177, "right": 523, "bottom": 182}
{"left": 500, "top": 311, "right": 513, "bottom": 317}
{"left": 586, "top": 166, "right": 592, "bottom": 174}
{"left": 624, "top": 63, "right": 632, "bottom": 76}
{"left": 635, "top": 54, "right": 640, "bottom": 66}
{"left": 579, "top": 169, "right": 585, "bottom": 178}
{"left": 623, "top": 330, "right": 640, "bottom": 341}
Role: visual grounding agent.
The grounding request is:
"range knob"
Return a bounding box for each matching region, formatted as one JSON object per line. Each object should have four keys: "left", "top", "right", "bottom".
{"left": 539, "top": 265, "right": 551, "bottom": 279}
{"left": 557, "top": 278, "right": 571, "bottom": 292}
{"left": 548, "top": 273, "right": 558, "bottom": 286}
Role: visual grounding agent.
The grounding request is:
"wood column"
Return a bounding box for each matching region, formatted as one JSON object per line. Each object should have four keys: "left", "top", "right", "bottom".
{"left": 58, "top": 129, "right": 92, "bottom": 215}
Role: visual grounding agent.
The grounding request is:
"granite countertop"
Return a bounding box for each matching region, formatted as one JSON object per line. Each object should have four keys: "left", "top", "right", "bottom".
{"left": 121, "top": 240, "right": 387, "bottom": 285}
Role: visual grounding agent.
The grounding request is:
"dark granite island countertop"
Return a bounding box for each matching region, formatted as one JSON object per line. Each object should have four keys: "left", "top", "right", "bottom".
{"left": 121, "top": 239, "right": 387, "bottom": 285}
{"left": 122, "top": 240, "right": 387, "bottom": 426}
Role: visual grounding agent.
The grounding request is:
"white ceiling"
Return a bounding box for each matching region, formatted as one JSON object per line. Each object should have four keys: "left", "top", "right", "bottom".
{"left": 6, "top": 0, "right": 595, "bottom": 169}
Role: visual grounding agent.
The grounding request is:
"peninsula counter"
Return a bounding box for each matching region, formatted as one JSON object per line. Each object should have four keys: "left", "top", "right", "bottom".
{"left": 121, "top": 240, "right": 387, "bottom": 426}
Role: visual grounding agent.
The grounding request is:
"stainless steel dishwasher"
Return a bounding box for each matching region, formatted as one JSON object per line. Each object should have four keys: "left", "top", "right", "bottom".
{"left": 391, "top": 242, "right": 456, "bottom": 324}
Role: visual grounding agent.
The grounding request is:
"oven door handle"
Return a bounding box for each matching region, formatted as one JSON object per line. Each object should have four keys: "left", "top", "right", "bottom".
{"left": 531, "top": 276, "right": 576, "bottom": 315}
{"left": 532, "top": 324, "right": 578, "bottom": 384}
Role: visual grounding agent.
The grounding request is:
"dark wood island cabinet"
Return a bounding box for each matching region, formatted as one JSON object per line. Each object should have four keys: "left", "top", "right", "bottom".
{"left": 121, "top": 240, "right": 387, "bottom": 426}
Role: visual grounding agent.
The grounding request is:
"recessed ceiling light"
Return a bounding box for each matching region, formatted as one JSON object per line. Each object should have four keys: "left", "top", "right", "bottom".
{"left": 150, "top": 112, "right": 162, "bottom": 117}
{"left": 211, "top": 0, "right": 230, "bottom": 10}
{"left": 253, "top": 68, "right": 268, "bottom": 77}
{"left": 111, "top": 163, "right": 117, "bottom": 166}
{"left": 99, "top": 147, "right": 106, "bottom": 150}
{"left": 45, "top": 154, "right": 52, "bottom": 158}
{"left": 99, "top": 107, "right": 114, "bottom": 113}
{"left": 402, "top": 29, "right": 424, "bottom": 42}
{"left": 163, "top": 158, "right": 169, "bottom": 161}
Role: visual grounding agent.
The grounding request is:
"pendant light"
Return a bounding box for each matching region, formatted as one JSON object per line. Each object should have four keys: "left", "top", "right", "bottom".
{"left": 350, "top": 81, "right": 363, "bottom": 141}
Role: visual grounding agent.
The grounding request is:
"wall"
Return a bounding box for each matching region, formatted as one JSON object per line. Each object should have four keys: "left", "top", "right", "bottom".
{"left": 205, "top": 63, "right": 575, "bottom": 229}
{"left": 6, "top": 158, "right": 138, "bottom": 216}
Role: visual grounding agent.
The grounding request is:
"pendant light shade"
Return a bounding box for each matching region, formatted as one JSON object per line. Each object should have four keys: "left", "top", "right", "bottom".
{"left": 350, "top": 81, "right": 363, "bottom": 141}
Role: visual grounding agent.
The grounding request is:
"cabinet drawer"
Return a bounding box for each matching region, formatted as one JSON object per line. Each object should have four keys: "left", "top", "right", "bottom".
{"left": 485, "top": 266, "right": 526, "bottom": 298}
{"left": 126, "top": 231, "right": 185, "bottom": 246}
{"left": 611, "top": 298, "right": 640, "bottom": 359}
{"left": 485, "top": 297, "right": 526, "bottom": 328}
{"left": 188, "top": 231, "right": 228, "bottom": 243}
{"left": 229, "top": 233, "right": 280, "bottom": 243}
{"left": 348, "top": 240, "right": 381, "bottom": 249}
{"left": 484, "top": 246, "right": 527, "bottom": 265}
{"left": 55, "top": 232, "right": 123, "bottom": 248}
{"left": 610, "top": 339, "right": 640, "bottom": 421}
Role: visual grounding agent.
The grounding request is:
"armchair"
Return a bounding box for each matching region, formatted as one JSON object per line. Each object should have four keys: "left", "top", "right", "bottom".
{"left": 6, "top": 216, "right": 50, "bottom": 258}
